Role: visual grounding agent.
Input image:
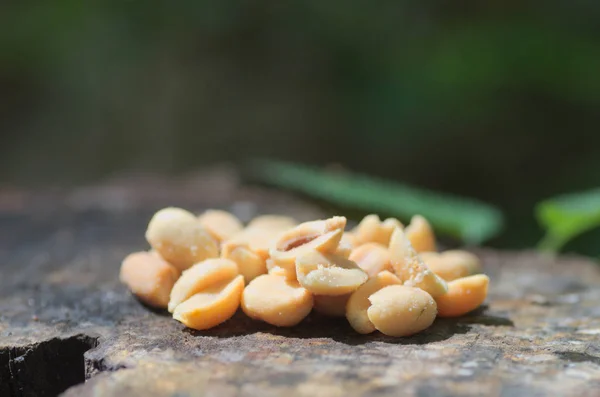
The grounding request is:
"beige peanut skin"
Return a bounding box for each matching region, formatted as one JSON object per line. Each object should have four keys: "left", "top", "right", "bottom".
{"left": 120, "top": 251, "right": 179, "bottom": 309}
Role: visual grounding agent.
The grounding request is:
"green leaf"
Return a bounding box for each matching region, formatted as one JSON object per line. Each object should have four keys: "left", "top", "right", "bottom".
{"left": 536, "top": 188, "right": 600, "bottom": 252}
{"left": 250, "top": 160, "right": 504, "bottom": 245}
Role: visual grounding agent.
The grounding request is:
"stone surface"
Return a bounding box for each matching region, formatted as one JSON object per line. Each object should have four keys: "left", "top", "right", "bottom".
{"left": 1, "top": 170, "right": 600, "bottom": 396}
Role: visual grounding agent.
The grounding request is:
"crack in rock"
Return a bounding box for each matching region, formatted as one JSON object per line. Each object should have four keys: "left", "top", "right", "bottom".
{"left": 0, "top": 334, "right": 99, "bottom": 397}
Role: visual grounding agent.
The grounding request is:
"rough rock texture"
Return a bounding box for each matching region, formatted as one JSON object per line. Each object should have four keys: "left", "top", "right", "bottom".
{"left": 1, "top": 169, "right": 599, "bottom": 396}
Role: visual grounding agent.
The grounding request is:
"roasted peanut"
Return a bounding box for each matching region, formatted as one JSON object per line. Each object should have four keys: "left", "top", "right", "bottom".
{"left": 120, "top": 251, "right": 180, "bottom": 309}
{"left": 353, "top": 215, "right": 403, "bottom": 246}
{"left": 367, "top": 285, "right": 437, "bottom": 337}
{"left": 345, "top": 271, "right": 402, "bottom": 334}
{"left": 313, "top": 293, "right": 350, "bottom": 317}
{"left": 168, "top": 258, "right": 239, "bottom": 313}
{"left": 146, "top": 207, "right": 219, "bottom": 271}
{"left": 296, "top": 251, "right": 368, "bottom": 296}
{"left": 335, "top": 233, "right": 355, "bottom": 258}
{"left": 404, "top": 215, "right": 436, "bottom": 253}
{"left": 268, "top": 229, "right": 343, "bottom": 278}
{"left": 173, "top": 275, "right": 244, "bottom": 330}
{"left": 246, "top": 215, "right": 297, "bottom": 232}
{"left": 241, "top": 274, "right": 313, "bottom": 327}
{"left": 349, "top": 242, "right": 391, "bottom": 277}
{"left": 420, "top": 250, "right": 482, "bottom": 281}
{"left": 221, "top": 241, "right": 266, "bottom": 283}
{"left": 198, "top": 209, "right": 243, "bottom": 243}
{"left": 275, "top": 216, "right": 346, "bottom": 251}
{"left": 228, "top": 216, "right": 296, "bottom": 261}
{"left": 436, "top": 274, "right": 489, "bottom": 318}
{"left": 389, "top": 227, "right": 448, "bottom": 298}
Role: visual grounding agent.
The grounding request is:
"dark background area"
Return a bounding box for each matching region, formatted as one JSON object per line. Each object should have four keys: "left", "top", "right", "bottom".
{"left": 1, "top": 1, "right": 599, "bottom": 254}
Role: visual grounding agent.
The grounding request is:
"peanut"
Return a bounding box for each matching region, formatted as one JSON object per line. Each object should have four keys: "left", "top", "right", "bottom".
{"left": 120, "top": 251, "right": 180, "bottom": 309}
{"left": 367, "top": 285, "right": 437, "bottom": 337}
{"left": 296, "top": 251, "right": 368, "bottom": 296}
{"left": 345, "top": 271, "right": 402, "bottom": 334}
{"left": 405, "top": 215, "right": 436, "bottom": 253}
{"left": 349, "top": 242, "right": 391, "bottom": 277}
{"left": 313, "top": 293, "right": 350, "bottom": 317}
{"left": 389, "top": 227, "right": 448, "bottom": 298}
{"left": 353, "top": 215, "right": 403, "bottom": 246}
{"left": 246, "top": 215, "right": 297, "bottom": 233}
{"left": 241, "top": 274, "right": 313, "bottom": 327}
{"left": 335, "top": 232, "right": 355, "bottom": 258}
{"left": 221, "top": 242, "right": 266, "bottom": 284}
{"left": 168, "top": 258, "right": 239, "bottom": 313}
{"left": 420, "top": 250, "right": 482, "bottom": 281}
{"left": 198, "top": 209, "right": 243, "bottom": 243}
{"left": 436, "top": 274, "right": 489, "bottom": 318}
{"left": 173, "top": 275, "right": 244, "bottom": 330}
{"left": 145, "top": 207, "right": 219, "bottom": 271}
{"left": 275, "top": 216, "right": 346, "bottom": 251}
{"left": 267, "top": 229, "right": 343, "bottom": 279}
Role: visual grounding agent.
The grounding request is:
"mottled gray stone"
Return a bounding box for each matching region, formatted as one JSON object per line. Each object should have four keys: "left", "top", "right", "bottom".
{"left": 1, "top": 170, "right": 599, "bottom": 396}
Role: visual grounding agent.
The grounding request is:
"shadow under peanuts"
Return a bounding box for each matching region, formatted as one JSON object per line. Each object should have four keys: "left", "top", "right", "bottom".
{"left": 183, "top": 310, "right": 490, "bottom": 346}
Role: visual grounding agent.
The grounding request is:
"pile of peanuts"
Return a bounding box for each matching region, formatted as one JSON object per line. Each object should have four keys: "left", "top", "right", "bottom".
{"left": 120, "top": 208, "right": 489, "bottom": 337}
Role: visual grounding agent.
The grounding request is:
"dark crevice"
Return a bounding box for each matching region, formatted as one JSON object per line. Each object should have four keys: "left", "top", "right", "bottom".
{"left": 0, "top": 334, "right": 99, "bottom": 397}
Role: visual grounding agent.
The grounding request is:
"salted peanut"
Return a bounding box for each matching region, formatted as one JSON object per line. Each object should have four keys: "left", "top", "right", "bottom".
{"left": 173, "top": 275, "right": 244, "bottom": 330}
{"left": 335, "top": 233, "right": 354, "bottom": 258}
{"left": 267, "top": 229, "right": 343, "bottom": 278}
{"left": 404, "top": 215, "right": 436, "bottom": 253}
{"left": 168, "top": 258, "right": 239, "bottom": 312}
{"left": 275, "top": 216, "right": 346, "bottom": 251}
{"left": 349, "top": 242, "right": 391, "bottom": 277}
{"left": 241, "top": 274, "right": 313, "bottom": 327}
{"left": 296, "top": 251, "right": 368, "bottom": 296}
{"left": 436, "top": 274, "right": 489, "bottom": 318}
{"left": 313, "top": 294, "right": 350, "bottom": 317}
{"left": 198, "top": 209, "right": 243, "bottom": 243}
{"left": 420, "top": 250, "right": 481, "bottom": 281}
{"left": 389, "top": 228, "right": 448, "bottom": 298}
{"left": 246, "top": 215, "right": 297, "bottom": 233}
{"left": 353, "top": 215, "right": 403, "bottom": 246}
{"left": 221, "top": 242, "right": 266, "bottom": 283}
{"left": 120, "top": 252, "right": 180, "bottom": 309}
{"left": 367, "top": 285, "right": 437, "bottom": 337}
{"left": 346, "top": 271, "right": 402, "bottom": 334}
{"left": 145, "top": 207, "right": 219, "bottom": 271}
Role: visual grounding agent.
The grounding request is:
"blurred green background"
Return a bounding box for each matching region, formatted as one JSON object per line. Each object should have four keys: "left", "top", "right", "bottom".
{"left": 1, "top": 2, "right": 599, "bottom": 255}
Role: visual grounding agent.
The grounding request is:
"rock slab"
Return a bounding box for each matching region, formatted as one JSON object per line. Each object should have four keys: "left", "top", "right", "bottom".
{"left": 1, "top": 172, "right": 599, "bottom": 396}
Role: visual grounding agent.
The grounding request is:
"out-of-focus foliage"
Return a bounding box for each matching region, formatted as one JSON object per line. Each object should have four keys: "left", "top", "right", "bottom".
{"left": 536, "top": 189, "right": 600, "bottom": 253}
{"left": 1, "top": 1, "right": 600, "bottom": 255}
{"left": 252, "top": 160, "right": 504, "bottom": 245}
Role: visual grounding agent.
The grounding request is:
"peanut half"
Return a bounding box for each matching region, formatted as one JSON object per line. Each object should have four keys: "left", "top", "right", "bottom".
{"left": 246, "top": 215, "right": 297, "bottom": 233}
{"left": 198, "top": 209, "right": 243, "bottom": 243}
{"left": 436, "top": 274, "right": 489, "bottom": 318}
{"left": 367, "top": 285, "right": 437, "bottom": 337}
{"left": 349, "top": 242, "right": 391, "bottom": 277}
{"left": 221, "top": 241, "right": 267, "bottom": 284}
{"left": 313, "top": 294, "right": 351, "bottom": 317}
{"left": 345, "top": 271, "right": 402, "bottom": 334}
{"left": 120, "top": 251, "right": 180, "bottom": 309}
{"left": 146, "top": 207, "right": 219, "bottom": 272}
{"left": 296, "top": 251, "right": 368, "bottom": 296}
{"left": 420, "top": 250, "right": 482, "bottom": 281}
{"left": 389, "top": 227, "right": 448, "bottom": 298}
{"left": 275, "top": 216, "right": 346, "bottom": 251}
{"left": 353, "top": 215, "right": 403, "bottom": 246}
{"left": 404, "top": 215, "right": 436, "bottom": 253}
{"left": 242, "top": 274, "right": 313, "bottom": 327}
{"left": 267, "top": 229, "right": 343, "bottom": 279}
{"left": 173, "top": 275, "right": 244, "bottom": 330}
{"left": 168, "top": 258, "right": 239, "bottom": 313}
